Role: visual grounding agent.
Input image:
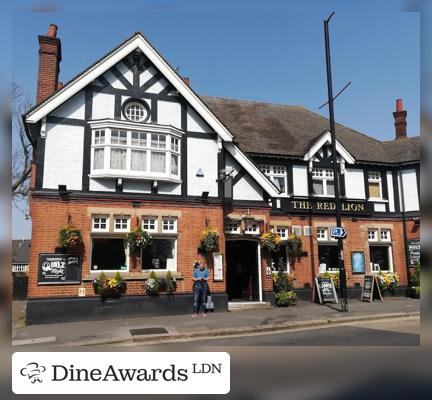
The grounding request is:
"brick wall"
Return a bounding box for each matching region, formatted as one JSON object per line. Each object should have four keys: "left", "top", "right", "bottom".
{"left": 28, "top": 196, "right": 226, "bottom": 299}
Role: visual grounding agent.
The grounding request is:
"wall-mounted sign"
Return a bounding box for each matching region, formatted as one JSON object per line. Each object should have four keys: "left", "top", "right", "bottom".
{"left": 213, "top": 253, "right": 223, "bottom": 281}
{"left": 407, "top": 239, "right": 420, "bottom": 266}
{"left": 38, "top": 253, "right": 82, "bottom": 285}
{"left": 281, "top": 199, "right": 374, "bottom": 216}
{"left": 351, "top": 251, "right": 365, "bottom": 274}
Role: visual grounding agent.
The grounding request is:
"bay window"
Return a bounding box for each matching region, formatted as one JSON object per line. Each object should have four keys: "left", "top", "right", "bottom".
{"left": 89, "top": 123, "right": 182, "bottom": 181}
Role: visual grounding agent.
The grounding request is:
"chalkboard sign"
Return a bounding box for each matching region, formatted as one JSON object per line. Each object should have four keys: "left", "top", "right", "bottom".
{"left": 38, "top": 253, "right": 82, "bottom": 285}
{"left": 361, "top": 275, "right": 382, "bottom": 302}
{"left": 314, "top": 277, "right": 338, "bottom": 304}
{"left": 407, "top": 239, "right": 420, "bottom": 266}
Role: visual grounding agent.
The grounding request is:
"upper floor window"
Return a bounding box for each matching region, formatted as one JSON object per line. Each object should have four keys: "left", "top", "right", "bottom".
{"left": 368, "top": 229, "right": 378, "bottom": 241}
{"left": 90, "top": 127, "right": 181, "bottom": 181}
{"left": 274, "top": 226, "right": 288, "bottom": 239}
{"left": 380, "top": 229, "right": 391, "bottom": 241}
{"left": 162, "top": 217, "right": 177, "bottom": 233}
{"left": 259, "top": 165, "right": 288, "bottom": 194}
{"left": 312, "top": 168, "right": 334, "bottom": 196}
{"left": 142, "top": 217, "right": 157, "bottom": 232}
{"left": 244, "top": 220, "right": 260, "bottom": 235}
{"left": 368, "top": 171, "right": 382, "bottom": 199}
{"left": 123, "top": 100, "right": 149, "bottom": 122}
{"left": 92, "top": 216, "right": 109, "bottom": 232}
{"left": 317, "top": 227, "right": 328, "bottom": 241}
{"left": 225, "top": 221, "right": 240, "bottom": 234}
{"left": 291, "top": 226, "right": 302, "bottom": 236}
{"left": 114, "top": 216, "right": 130, "bottom": 232}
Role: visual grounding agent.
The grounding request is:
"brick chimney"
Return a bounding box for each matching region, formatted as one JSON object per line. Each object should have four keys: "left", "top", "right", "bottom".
{"left": 36, "top": 24, "right": 62, "bottom": 104}
{"left": 393, "top": 98, "right": 407, "bottom": 140}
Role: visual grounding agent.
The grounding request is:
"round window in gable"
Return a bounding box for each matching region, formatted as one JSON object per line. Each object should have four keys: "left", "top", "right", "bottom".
{"left": 122, "top": 100, "right": 150, "bottom": 122}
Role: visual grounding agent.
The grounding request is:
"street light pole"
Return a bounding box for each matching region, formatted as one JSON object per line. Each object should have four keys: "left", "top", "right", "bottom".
{"left": 324, "top": 12, "right": 348, "bottom": 312}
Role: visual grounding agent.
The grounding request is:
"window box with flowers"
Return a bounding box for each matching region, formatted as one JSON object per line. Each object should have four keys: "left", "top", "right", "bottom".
{"left": 260, "top": 231, "right": 282, "bottom": 253}
{"left": 92, "top": 271, "right": 127, "bottom": 300}
{"left": 376, "top": 271, "right": 400, "bottom": 295}
{"left": 198, "top": 226, "right": 219, "bottom": 253}
{"left": 59, "top": 224, "right": 83, "bottom": 250}
{"left": 125, "top": 226, "right": 152, "bottom": 253}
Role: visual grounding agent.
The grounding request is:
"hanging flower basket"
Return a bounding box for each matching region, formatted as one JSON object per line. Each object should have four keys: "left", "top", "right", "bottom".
{"left": 125, "top": 226, "right": 152, "bottom": 252}
{"left": 287, "top": 233, "right": 303, "bottom": 257}
{"left": 59, "top": 224, "right": 83, "bottom": 249}
{"left": 260, "top": 231, "right": 282, "bottom": 253}
{"left": 199, "top": 226, "right": 219, "bottom": 253}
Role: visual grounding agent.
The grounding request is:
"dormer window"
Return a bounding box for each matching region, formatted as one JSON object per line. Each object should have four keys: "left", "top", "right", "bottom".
{"left": 123, "top": 100, "right": 149, "bottom": 122}
{"left": 259, "top": 165, "right": 287, "bottom": 194}
{"left": 312, "top": 168, "right": 334, "bottom": 197}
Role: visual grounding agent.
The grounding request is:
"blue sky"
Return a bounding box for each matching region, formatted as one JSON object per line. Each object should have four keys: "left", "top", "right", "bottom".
{"left": 10, "top": 1, "right": 420, "bottom": 238}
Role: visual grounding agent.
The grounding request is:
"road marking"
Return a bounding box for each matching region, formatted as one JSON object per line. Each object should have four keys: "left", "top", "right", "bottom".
{"left": 12, "top": 336, "right": 56, "bottom": 346}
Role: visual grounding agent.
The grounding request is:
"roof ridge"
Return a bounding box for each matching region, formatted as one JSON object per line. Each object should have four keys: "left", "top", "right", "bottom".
{"left": 201, "top": 94, "right": 304, "bottom": 108}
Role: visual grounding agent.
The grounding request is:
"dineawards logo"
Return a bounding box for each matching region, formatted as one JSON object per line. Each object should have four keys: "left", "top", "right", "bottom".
{"left": 20, "top": 362, "right": 47, "bottom": 383}
{"left": 12, "top": 352, "right": 230, "bottom": 395}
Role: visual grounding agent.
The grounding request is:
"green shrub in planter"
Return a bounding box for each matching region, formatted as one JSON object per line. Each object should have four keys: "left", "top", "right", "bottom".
{"left": 146, "top": 270, "right": 160, "bottom": 296}
{"left": 275, "top": 291, "right": 290, "bottom": 307}
{"left": 407, "top": 286, "right": 420, "bottom": 299}
{"left": 165, "top": 270, "right": 176, "bottom": 294}
{"left": 273, "top": 268, "right": 294, "bottom": 293}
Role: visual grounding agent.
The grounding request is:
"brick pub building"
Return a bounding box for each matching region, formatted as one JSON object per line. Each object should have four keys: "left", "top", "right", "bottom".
{"left": 24, "top": 25, "right": 420, "bottom": 324}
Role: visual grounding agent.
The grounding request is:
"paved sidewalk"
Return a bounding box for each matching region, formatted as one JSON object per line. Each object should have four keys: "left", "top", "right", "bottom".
{"left": 12, "top": 298, "right": 420, "bottom": 346}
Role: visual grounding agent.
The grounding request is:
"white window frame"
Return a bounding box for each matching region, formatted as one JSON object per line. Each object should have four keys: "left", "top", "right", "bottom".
{"left": 312, "top": 168, "right": 335, "bottom": 197}
{"left": 380, "top": 229, "right": 391, "bottom": 242}
{"left": 225, "top": 221, "right": 240, "bottom": 234}
{"left": 258, "top": 165, "right": 288, "bottom": 195}
{"left": 90, "top": 237, "right": 129, "bottom": 273}
{"left": 317, "top": 227, "right": 328, "bottom": 241}
{"left": 368, "top": 229, "right": 379, "bottom": 242}
{"left": 370, "top": 244, "right": 394, "bottom": 273}
{"left": 141, "top": 237, "right": 178, "bottom": 272}
{"left": 92, "top": 215, "right": 109, "bottom": 232}
{"left": 244, "top": 220, "right": 260, "bottom": 235}
{"left": 89, "top": 124, "right": 182, "bottom": 182}
{"left": 113, "top": 216, "right": 130, "bottom": 232}
{"left": 274, "top": 226, "right": 289, "bottom": 240}
{"left": 142, "top": 217, "right": 158, "bottom": 233}
{"left": 162, "top": 217, "right": 177, "bottom": 233}
{"left": 124, "top": 101, "right": 148, "bottom": 122}
{"left": 368, "top": 171, "right": 383, "bottom": 200}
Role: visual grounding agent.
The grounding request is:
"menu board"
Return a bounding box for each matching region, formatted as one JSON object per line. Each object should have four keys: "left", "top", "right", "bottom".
{"left": 213, "top": 253, "right": 223, "bottom": 281}
{"left": 38, "top": 253, "right": 82, "bottom": 285}
{"left": 361, "top": 275, "right": 382, "bottom": 302}
{"left": 314, "top": 277, "right": 338, "bottom": 304}
{"left": 407, "top": 239, "right": 420, "bottom": 266}
{"left": 351, "top": 251, "right": 365, "bottom": 274}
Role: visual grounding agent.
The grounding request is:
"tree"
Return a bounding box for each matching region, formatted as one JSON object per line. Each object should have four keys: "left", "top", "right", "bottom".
{"left": 11, "top": 83, "right": 33, "bottom": 215}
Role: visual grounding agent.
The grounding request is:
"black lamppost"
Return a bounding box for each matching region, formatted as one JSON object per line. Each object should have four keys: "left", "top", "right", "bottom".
{"left": 323, "top": 12, "right": 348, "bottom": 312}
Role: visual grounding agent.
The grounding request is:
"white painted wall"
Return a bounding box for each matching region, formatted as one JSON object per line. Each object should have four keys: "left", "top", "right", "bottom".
{"left": 92, "top": 92, "right": 115, "bottom": 119}
{"left": 115, "top": 61, "right": 133, "bottom": 85}
{"left": 233, "top": 174, "right": 264, "bottom": 201}
{"left": 187, "top": 137, "right": 218, "bottom": 196}
{"left": 387, "top": 171, "right": 395, "bottom": 212}
{"left": 89, "top": 178, "right": 116, "bottom": 192}
{"left": 43, "top": 123, "right": 84, "bottom": 190}
{"left": 292, "top": 165, "right": 308, "bottom": 196}
{"left": 158, "top": 100, "right": 181, "bottom": 128}
{"left": 158, "top": 182, "right": 181, "bottom": 195}
{"left": 103, "top": 70, "right": 127, "bottom": 90}
{"left": 373, "top": 203, "right": 386, "bottom": 212}
{"left": 50, "top": 91, "right": 85, "bottom": 119}
{"left": 344, "top": 168, "right": 366, "bottom": 199}
{"left": 123, "top": 180, "right": 151, "bottom": 193}
{"left": 187, "top": 105, "right": 212, "bottom": 133}
{"left": 225, "top": 153, "right": 241, "bottom": 175}
{"left": 401, "top": 169, "right": 419, "bottom": 211}
{"left": 140, "top": 66, "right": 156, "bottom": 87}
{"left": 147, "top": 78, "right": 168, "bottom": 94}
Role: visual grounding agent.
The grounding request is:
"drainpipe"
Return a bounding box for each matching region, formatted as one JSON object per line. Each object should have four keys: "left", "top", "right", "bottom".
{"left": 398, "top": 167, "right": 411, "bottom": 285}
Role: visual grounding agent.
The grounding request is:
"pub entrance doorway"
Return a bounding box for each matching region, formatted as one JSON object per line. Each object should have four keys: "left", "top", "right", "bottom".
{"left": 226, "top": 239, "right": 260, "bottom": 301}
